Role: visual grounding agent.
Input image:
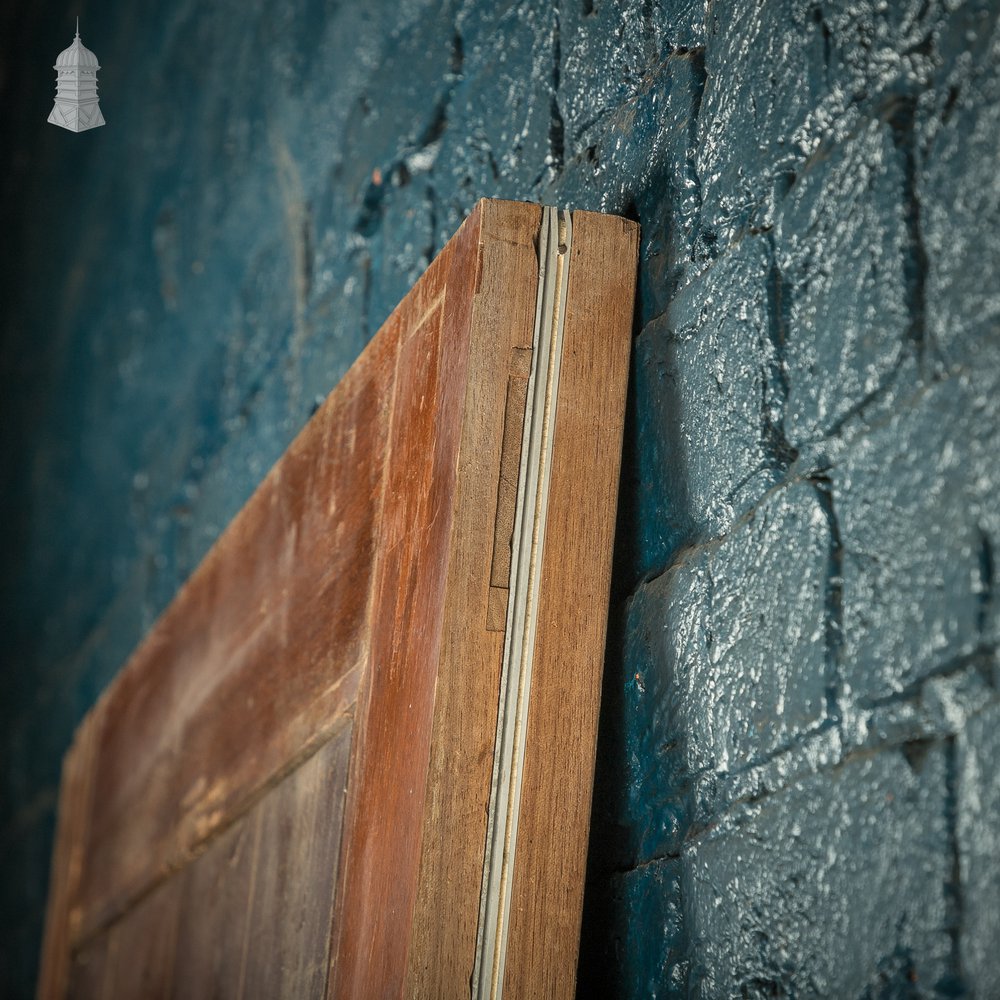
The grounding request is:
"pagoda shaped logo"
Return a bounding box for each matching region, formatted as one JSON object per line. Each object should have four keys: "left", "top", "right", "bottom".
{"left": 48, "top": 18, "right": 105, "bottom": 132}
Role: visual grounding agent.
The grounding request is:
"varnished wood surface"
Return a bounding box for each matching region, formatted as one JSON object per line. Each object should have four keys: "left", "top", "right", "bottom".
{"left": 74, "top": 333, "right": 389, "bottom": 941}
{"left": 327, "top": 208, "right": 477, "bottom": 998}
{"left": 59, "top": 724, "right": 352, "bottom": 1000}
{"left": 239, "top": 725, "right": 350, "bottom": 998}
{"left": 108, "top": 868, "right": 181, "bottom": 1000}
{"left": 66, "top": 930, "right": 112, "bottom": 1000}
{"left": 404, "top": 202, "right": 542, "bottom": 999}
{"left": 38, "top": 711, "right": 100, "bottom": 1000}
{"left": 39, "top": 199, "right": 637, "bottom": 1000}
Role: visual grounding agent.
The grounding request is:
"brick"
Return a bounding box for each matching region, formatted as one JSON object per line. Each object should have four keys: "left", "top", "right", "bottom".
{"left": 624, "top": 482, "right": 833, "bottom": 860}
{"left": 683, "top": 748, "right": 954, "bottom": 997}
{"left": 832, "top": 376, "right": 989, "bottom": 713}
{"left": 775, "top": 118, "right": 911, "bottom": 444}
{"left": 696, "top": 0, "right": 830, "bottom": 249}
{"left": 615, "top": 858, "right": 687, "bottom": 1000}
{"left": 560, "top": 0, "right": 705, "bottom": 152}
{"left": 629, "top": 238, "right": 780, "bottom": 571}
{"left": 957, "top": 702, "right": 1000, "bottom": 997}
{"left": 921, "top": 6, "right": 1000, "bottom": 374}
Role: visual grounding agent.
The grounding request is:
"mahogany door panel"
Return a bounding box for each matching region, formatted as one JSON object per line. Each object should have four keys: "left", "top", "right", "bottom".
{"left": 39, "top": 200, "right": 638, "bottom": 1000}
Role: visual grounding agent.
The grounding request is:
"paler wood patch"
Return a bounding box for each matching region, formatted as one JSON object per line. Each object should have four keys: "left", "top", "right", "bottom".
{"left": 38, "top": 198, "right": 639, "bottom": 1000}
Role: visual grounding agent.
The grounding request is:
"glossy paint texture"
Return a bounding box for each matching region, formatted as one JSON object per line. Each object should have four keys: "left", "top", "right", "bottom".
{"left": 3, "top": 1, "right": 1000, "bottom": 997}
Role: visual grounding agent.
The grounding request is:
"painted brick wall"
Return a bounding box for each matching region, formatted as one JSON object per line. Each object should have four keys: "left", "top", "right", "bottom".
{"left": 2, "top": 1, "right": 999, "bottom": 996}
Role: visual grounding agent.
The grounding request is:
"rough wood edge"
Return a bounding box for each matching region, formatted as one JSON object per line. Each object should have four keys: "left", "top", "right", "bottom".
{"left": 474, "top": 205, "right": 573, "bottom": 999}
{"left": 500, "top": 209, "right": 638, "bottom": 999}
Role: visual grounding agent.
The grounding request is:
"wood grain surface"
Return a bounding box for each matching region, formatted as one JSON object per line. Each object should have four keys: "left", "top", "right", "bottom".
{"left": 55, "top": 723, "right": 352, "bottom": 1000}
{"left": 38, "top": 199, "right": 637, "bottom": 1000}
{"left": 326, "top": 205, "right": 477, "bottom": 999}
{"left": 38, "top": 709, "right": 101, "bottom": 1000}
{"left": 404, "top": 201, "right": 542, "bottom": 999}
{"left": 501, "top": 210, "right": 638, "bottom": 998}
{"left": 73, "top": 332, "right": 390, "bottom": 941}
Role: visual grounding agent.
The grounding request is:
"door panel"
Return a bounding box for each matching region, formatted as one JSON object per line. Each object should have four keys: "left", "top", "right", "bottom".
{"left": 39, "top": 200, "right": 638, "bottom": 1000}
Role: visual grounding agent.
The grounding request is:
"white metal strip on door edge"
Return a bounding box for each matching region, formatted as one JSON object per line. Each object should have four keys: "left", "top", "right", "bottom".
{"left": 473, "top": 205, "right": 572, "bottom": 1000}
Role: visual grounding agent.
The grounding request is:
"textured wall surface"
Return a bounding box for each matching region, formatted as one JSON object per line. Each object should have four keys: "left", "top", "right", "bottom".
{"left": 2, "top": 0, "right": 999, "bottom": 996}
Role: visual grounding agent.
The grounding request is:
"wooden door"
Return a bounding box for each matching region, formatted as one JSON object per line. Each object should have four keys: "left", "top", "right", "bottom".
{"left": 38, "top": 199, "right": 638, "bottom": 1000}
